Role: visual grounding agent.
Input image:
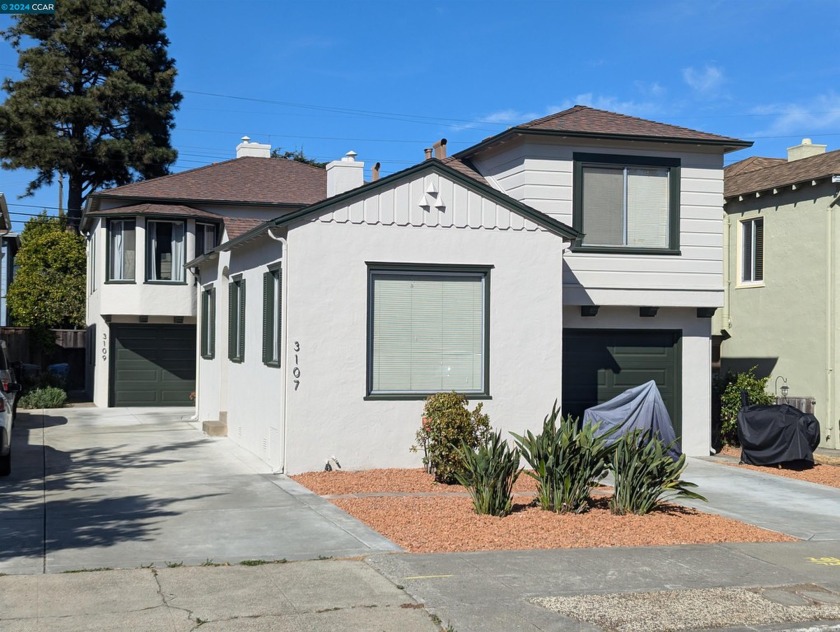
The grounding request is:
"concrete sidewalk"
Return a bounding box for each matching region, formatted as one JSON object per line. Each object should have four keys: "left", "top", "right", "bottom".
{"left": 0, "top": 407, "right": 399, "bottom": 574}
{"left": 0, "top": 559, "right": 441, "bottom": 631}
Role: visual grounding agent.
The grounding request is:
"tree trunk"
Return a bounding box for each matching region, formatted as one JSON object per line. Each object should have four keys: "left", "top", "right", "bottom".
{"left": 67, "top": 176, "right": 84, "bottom": 231}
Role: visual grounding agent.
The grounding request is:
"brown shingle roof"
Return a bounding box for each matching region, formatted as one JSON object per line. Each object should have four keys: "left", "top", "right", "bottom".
{"left": 224, "top": 217, "right": 266, "bottom": 240}
{"left": 95, "top": 157, "right": 327, "bottom": 206}
{"left": 85, "top": 203, "right": 223, "bottom": 220}
{"left": 441, "top": 156, "right": 489, "bottom": 185}
{"left": 725, "top": 156, "right": 786, "bottom": 178}
{"left": 457, "top": 106, "right": 751, "bottom": 158}
{"left": 725, "top": 149, "right": 840, "bottom": 198}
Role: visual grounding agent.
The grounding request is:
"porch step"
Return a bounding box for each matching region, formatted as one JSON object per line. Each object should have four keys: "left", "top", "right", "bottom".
{"left": 202, "top": 420, "right": 227, "bottom": 437}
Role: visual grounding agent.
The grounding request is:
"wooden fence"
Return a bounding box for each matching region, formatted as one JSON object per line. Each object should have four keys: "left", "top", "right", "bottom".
{"left": 0, "top": 327, "right": 87, "bottom": 389}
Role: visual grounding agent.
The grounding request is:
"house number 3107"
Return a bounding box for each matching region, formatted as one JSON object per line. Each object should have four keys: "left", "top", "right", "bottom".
{"left": 292, "top": 341, "right": 301, "bottom": 390}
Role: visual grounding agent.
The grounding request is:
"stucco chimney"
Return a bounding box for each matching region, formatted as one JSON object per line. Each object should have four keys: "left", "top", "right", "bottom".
{"left": 327, "top": 151, "right": 364, "bottom": 196}
{"left": 236, "top": 136, "right": 271, "bottom": 158}
{"left": 787, "top": 138, "right": 826, "bottom": 162}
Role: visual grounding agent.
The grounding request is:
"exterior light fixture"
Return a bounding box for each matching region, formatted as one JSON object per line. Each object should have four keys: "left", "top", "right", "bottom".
{"left": 774, "top": 375, "right": 789, "bottom": 400}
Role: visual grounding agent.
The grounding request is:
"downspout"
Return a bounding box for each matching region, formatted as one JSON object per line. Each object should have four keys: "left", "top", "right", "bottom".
{"left": 191, "top": 266, "right": 201, "bottom": 422}
{"left": 722, "top": 214, "right": 732, "bottom": 330}
{"left": 828, "top": 190, "right": 840, "bottom": 445}
{"left": 267, "top": 228, "right": 288, "bottom": 473}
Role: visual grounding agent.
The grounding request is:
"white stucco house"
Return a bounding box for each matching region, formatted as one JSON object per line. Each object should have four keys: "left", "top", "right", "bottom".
{"left": 182, "top": 106, "right": 751, "bottom": 474}
{"left": 82, "top": 138, "right": 326, "bottom": 407}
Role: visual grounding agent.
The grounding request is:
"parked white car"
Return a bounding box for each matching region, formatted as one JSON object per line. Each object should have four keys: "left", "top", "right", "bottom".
{"left": 0, "top": 341, "right": 22, "bottom": 476}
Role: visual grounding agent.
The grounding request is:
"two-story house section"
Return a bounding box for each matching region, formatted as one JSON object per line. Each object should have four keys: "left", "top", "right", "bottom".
{"left": 454, "top": 106, "right": 751, "bottom": 452}
{"left": 719, "top": 139, "right": 840, "bottom": 449}
{"left": 82, "top": 138, "right": 326, "bottom": 408}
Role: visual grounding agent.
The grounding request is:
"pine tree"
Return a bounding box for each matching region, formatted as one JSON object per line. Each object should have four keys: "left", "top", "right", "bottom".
{"left": 0, "top": 1, "right": 182, "bottom": 224}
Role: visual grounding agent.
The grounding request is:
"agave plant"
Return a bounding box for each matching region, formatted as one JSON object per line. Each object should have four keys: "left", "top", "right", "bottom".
{"left": 609, "top": 429, "right": 707, "bottom": 515}
{"left": 456, "top": 429, "right": 522, "bottom": 517}
{"left": 511, "top": 402, "right": 613, "bottom": 514}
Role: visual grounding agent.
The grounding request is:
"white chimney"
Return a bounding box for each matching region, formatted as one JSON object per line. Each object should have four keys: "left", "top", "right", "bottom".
{"left": 236, "top": 135, "right": 271, "bottom": 158}
{"left": 326, "top": 151, "right": 364, "bottom": 196}
{"left": 787, "top": 138, "right": 826, "bottom": 162}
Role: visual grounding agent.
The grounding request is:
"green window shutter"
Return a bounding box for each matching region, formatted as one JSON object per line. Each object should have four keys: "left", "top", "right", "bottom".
{"left": 228, "top": 282, "right": 237, "bottom": 360}
{"left": 276, "top": 268, "right": 282, "bottom": 367}
{"left": 201, "top": 291, "right": 208, "bottom": 358}
{"left": 209, "top": 289, "right": 216, "bottom": 358}
{"left": 238, "top": 279, "right": 246, "bottom": 360}
{"left": 262, "top": 272, "right": 274, "bottom": 364}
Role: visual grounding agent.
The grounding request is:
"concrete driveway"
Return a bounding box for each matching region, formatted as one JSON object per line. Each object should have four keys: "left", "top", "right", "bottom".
{"left": 0, "top": 407, "right": 399, "bottom": 574}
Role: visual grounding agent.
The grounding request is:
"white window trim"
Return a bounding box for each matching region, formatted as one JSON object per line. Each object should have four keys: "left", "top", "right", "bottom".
{"left": 738, "top": 216, "right": 765, "bottom": 288}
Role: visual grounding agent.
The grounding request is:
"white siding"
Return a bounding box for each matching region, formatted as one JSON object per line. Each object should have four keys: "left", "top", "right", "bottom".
{"left": 473, "top": 138, "right": 726, "bottom": 307}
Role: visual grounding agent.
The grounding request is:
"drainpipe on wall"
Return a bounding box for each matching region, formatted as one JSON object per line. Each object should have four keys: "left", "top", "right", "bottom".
{"left": 723, "top": 214, "right": 732, "bottom": 330}
{"left": 267, "top": 228, "right": 288, "bottom": 474}
{"left": 827, "top": 192, "right": 840, "bottom": 445}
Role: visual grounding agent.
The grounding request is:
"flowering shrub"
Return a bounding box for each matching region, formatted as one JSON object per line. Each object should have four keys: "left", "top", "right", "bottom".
{"left": 411, "top": 392, "right": 491, "bottom": 484}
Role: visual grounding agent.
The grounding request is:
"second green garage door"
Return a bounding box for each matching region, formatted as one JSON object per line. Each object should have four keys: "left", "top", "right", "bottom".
{"left": 562, "top": 329, "right": 682, "bottom": 437}
{"left": 110, "top": 324, "right": 196, "bottom": 407}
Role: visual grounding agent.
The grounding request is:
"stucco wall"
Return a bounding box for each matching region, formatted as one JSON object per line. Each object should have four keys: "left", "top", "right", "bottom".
{"left": 720, "top": 183, "right": 839, "bottom": 447}
{"left": 283, "top": 220, "right": 566, "bottom": 474}
{"left": 472, "top": 138, "right": 726, "bottom": 307}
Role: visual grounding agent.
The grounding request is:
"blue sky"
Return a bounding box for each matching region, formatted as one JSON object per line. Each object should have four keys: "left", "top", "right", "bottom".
{"left": 1, "top": 0, "right": 839, "bottom": 230}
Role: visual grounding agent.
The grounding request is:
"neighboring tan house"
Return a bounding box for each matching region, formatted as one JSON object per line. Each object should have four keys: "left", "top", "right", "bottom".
{"left": 186, "top": 106, "right": 750, "bottom": 474}
{"left": 718, "top": 139, "right": 840, "bottom": 449}
{"left": 82, "top": 139, "right": 326, "bottom": 407}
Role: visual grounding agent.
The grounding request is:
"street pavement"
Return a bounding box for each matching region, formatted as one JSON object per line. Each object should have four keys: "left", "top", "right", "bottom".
{"left": 3, "top": 406, "right": 840, "bottom": 631}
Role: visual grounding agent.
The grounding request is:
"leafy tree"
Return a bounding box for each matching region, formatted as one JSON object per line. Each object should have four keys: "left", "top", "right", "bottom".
{"left": 270, "top": 147, "right": 327, "bottom": 168}
{"left": 7, "top": 212, "right": 86, "bottom": 330}
{"left": 0, "top": 0, "right": 182, "bottom": 223}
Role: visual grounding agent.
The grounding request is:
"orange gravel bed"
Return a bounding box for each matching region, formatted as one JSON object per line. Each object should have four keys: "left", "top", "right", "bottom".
{"left": 293, "top": 469, "right": 794, "bottom": 553}
{"left": 717, "top": 446, "right": 840, "bottom": 489}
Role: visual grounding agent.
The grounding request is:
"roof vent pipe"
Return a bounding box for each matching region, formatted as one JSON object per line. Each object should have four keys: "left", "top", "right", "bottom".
{"left": 424, "top": 148, "right": 433, "bottom": 160}
{"left": 371, "top": 162, "right": 381, "bottom": 182}
{"left": 433, "top": 138, "right": 448, "bottom": 159}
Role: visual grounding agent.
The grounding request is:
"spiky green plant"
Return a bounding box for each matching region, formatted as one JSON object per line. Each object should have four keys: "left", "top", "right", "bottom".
{"left": 455, "top": 430, "right": 522, "bottom": 517}
{"left": 609, "top": 430, "right": 706, "bottom": 515}
{"left": 511, "top": 402, "right": 614, "bottom": 514}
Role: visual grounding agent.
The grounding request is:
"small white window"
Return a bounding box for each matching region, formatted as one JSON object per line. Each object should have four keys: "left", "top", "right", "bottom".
{"left": 741, "top": 217, "right": 764, "bottom": 284}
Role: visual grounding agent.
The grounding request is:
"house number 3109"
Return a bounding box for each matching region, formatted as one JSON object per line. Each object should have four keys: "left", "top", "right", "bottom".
{"left": 292, "top": 341, "right": 301, "bottom": 390}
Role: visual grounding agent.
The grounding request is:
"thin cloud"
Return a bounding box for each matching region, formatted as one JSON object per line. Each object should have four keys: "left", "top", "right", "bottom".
{"left": 683, "top": 65, "right": 724, "bottom": 95}
{"left": 451, "top": 95, "right": 663, "bottom": 133}
{"left": 750, "top": 93, "right": 840, "bottom": 138}
{"left": 635, "top": 81, "right": 666, "bottom": 98}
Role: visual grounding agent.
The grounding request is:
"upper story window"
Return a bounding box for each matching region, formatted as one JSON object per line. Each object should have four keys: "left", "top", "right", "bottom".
{"left": 147, "top": 220, "right": 185, "bottom": 283}
{"left": 573, "top": 153, "right": 680, "bottom": 254}
{"left": 741, "top": 217, "right": 764, "bottom": 285}
{"left": 196, "top": 223, "right": 218, "bottom": 258}
{"left": 107, "top": 219, "right": 136, "bottom": 282}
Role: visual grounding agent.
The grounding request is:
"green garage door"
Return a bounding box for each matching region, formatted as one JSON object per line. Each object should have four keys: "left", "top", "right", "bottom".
{"left": 562, "top": 329, "right": 682, "bottom": 437}
{"left": 110, "top": 324, "right": 196, "bottom": 407}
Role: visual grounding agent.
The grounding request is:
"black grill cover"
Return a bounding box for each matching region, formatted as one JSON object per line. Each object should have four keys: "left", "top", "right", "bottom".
{"left": 737, "top": 404, "right": 821, "bottom": 465}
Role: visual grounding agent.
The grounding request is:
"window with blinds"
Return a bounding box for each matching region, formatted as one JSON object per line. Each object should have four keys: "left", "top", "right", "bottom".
{"left": 368, "top": 268, "right": 488, "bottom": 396}
{"left": 741, "top": 217, "right": 764, "bottom": 283}
{"left": 574, "top": 153, "right": 679, "bottom": 252}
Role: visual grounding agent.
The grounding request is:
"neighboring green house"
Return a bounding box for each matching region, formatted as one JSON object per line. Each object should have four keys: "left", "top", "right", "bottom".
{"left": 718, "top": 139, "right": 840, "bottom": 449}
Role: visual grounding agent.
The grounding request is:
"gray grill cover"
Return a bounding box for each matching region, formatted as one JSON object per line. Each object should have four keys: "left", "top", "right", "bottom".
{"left": 582, "top": 380, "right": 681, "bottom": 459}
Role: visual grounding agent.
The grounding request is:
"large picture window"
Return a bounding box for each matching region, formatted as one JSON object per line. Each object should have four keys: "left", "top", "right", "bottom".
{"left": 147, "top": 220, "right": 185, "bottom": 282}
{"left": 741, "top": 217, "right": 764, "bottom": 284}
{"left": 573, "top": 153, "right": 680, "bottom": 252}
{"left": 107, "top": 219, "right": 136, "bottom": 281}
{"left": 367, "top": 266, "right": 489, "bottom": 397}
